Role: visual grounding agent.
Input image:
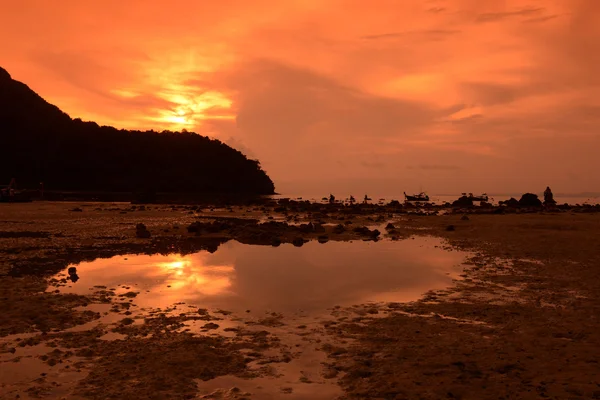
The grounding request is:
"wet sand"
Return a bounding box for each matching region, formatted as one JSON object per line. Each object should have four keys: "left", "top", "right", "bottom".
{"left": 1, "top": 202, "right": 599, "bottom": 399}
{"left": 330, "top": 213, "right": 600, "bottom": 399}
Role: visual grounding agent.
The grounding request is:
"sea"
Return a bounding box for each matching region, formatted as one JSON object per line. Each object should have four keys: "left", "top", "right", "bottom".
{"left": 269, "top": 193, "right": 600, "bottom": 206}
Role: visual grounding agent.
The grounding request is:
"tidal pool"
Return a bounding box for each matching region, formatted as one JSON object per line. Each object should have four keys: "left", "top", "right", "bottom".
{"left": 51, "top": 237, "right": 467, "bottom": 313}
{"left": 11, "top": 237, "right": 471, "bottom": 399}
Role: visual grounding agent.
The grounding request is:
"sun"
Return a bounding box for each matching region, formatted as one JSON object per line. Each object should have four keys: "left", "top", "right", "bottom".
{"left": 110, "top": 86, "right": 235, "bottom": 131}
{"left": 149, "top": 89, "right": 235, "bottom": 130}
{"left": 159, "top": 113, "right": 194, "bottom": 127}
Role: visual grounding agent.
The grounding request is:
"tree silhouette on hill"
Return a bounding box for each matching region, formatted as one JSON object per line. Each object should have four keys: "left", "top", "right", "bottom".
{"left": 0, "top": 66, "right": 275, "bottom": 194}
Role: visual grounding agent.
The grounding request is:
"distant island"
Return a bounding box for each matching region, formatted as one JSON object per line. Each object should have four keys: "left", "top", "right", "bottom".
{"left": 0, "top": 66, "right": 275, "bottom": 195}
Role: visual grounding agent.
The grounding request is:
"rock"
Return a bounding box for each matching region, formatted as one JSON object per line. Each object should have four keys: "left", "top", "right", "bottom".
{"left": 452, "top": 196, "right": 473, "bottom": 207}
{"left": 292, "top": 237, "right": 306, "bottom": 247}
{"left": 352, "top": 226, "right": 370, "bottom": 235}
{"left": 385, "top": 223, "right": 396, "bottom": 230}
{"left": 500, "top": 198, "right": 519, "bottom": 207}
{"left": 69, "top": 207, "right": 83, "bottom": 212}
{"left": 313, "top": 223, "right": 326, "bottom": 233}
{"left": 135, "top": 223, "right": 151, "bottom": 238}
{"left": 543, "top": 186, "right": 556, "bottom": 206}
{"left": 67, "top": 267, "right": 77, "bottom": 275}
{"left": 461, "top": 215, "right": 469, "bottom": 221}
{"left": 352, "top": 226, "right": 380, "bottom": 239}
{"left": 446, "top": 225, "right": 456, "bottom": 231}
{"left": 333, "top": 224, "right": 346, "bottom": 234}
{"left": 317, "top": 235, "right": 329, "bottom": 244}
{"left": 271, "top": 238, "right": 282, "bottom": 247}
{"left": 518, "top": 193, "right": 542, "bottom": 207}
{"left": 186, "top": 222, "right": 201, "bottom": 233}
{"left": 299, "top": 222, "right": 315, "bottom": 233}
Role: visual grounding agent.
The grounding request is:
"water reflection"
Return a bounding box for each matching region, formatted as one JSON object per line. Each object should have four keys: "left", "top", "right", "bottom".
{"left": 52, "top": 238, "right": 466, "bottom": 312}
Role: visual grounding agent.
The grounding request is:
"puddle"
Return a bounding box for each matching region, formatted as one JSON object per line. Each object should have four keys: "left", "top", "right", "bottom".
{"left": 0, "top": 341, "right": 89, "bottom": 399}
{"left": 32, "top": 237, "right": 470, "bottom": 399}
{"left": 50, "top": 237, "right": 467, "bottom": 313}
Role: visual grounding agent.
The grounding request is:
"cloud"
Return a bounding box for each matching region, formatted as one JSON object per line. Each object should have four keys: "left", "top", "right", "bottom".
{"left": 459, "top": 82, "right": 522, "bottom": 106}
{"left": 212, "top": 59, "right": 448, "bottom": 144}
{"left": 361, "top": 161, "right": 387, "bottom": 169}
{"left": 427, "top": 7, "right": 446, "bottom": 14}
{"left": 475, "top": 8, "right": 545, "bottom": 23}
{"left": 522, "top": 15, "right": 559, "bottom": 24}
{"left": 448, "top": 114, "right": 484, "bottom": 125}
{"left": 222, "top": 136, "right": 257, "bottom": 160}
{"left": 361, "top": 30, "right": 461, "bottom": 41}
{"left": 407, "top": 165, "right": 460, "bottom": 171}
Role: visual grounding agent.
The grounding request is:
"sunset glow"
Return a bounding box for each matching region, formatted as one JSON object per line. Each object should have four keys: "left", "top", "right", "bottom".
{"left": 2, "top": 0, "right": 599, "bottom": 193}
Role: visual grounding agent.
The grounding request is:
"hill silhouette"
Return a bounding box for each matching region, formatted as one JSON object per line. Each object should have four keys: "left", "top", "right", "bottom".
{"left": 0, "top": 66, "right": 275, "bottom": 195}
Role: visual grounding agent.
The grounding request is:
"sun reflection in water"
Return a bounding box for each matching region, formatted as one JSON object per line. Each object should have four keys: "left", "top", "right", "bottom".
{"left": 155, "top": 255, "right": 234, "bottom": 296}
{"left": 53, "top": 239, "right": 469, "bottom": 312}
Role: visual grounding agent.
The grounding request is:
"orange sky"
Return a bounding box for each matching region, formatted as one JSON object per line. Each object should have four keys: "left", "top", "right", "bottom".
{"left": 1, "top": 0, "right": 599, "bottom": 195}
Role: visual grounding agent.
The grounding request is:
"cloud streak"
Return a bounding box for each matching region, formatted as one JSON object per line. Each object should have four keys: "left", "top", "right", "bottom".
{"left": 475, "top": 7, "right": 545, "bottom": 23}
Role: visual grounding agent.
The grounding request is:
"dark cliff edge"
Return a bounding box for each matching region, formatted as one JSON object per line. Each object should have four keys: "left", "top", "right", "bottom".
{"left": 0, "top": 66, "right": 275, "bottom": 195}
